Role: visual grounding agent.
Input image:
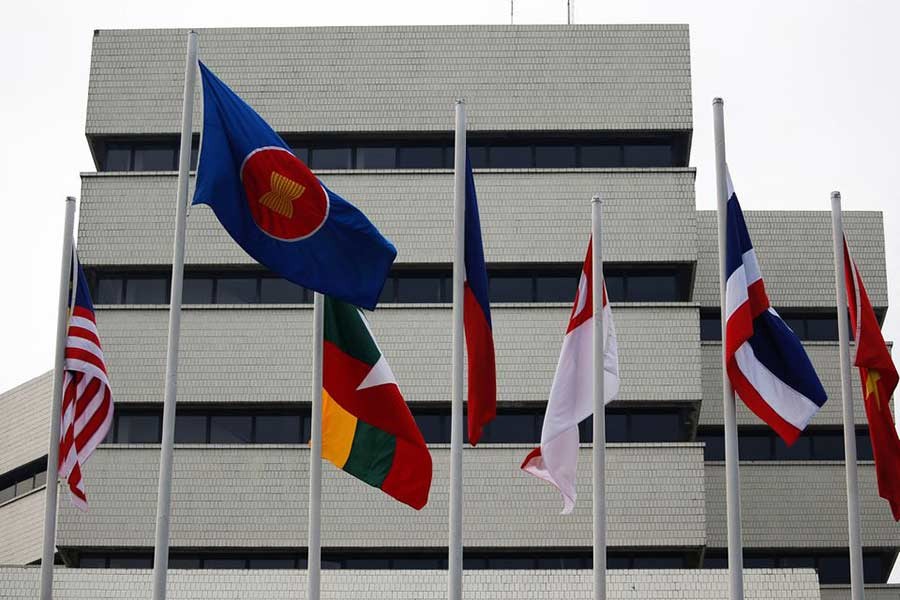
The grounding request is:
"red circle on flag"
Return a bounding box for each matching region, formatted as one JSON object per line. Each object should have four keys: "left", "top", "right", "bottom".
{"left": 240, "top": 146, "right": 329, "bottom": 241}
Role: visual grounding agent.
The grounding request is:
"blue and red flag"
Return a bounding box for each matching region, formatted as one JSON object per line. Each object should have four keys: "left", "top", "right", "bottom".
{"left": 463, "top": 154, "right": 496, "bottom": 446}
{"left": 724, "top": 167, "right": 827, "bottom": 444}
{"left": 193, "top": 62, "right": 396, "bottom": 310}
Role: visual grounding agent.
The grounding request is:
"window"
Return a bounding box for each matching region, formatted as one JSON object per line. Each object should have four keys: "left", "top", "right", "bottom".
{"left": 475, "top": 413, "right": 541, "bottom": 444}
{"left": 604, "top": 267, "right": 690, "bottom": 302}
{"left": 125, "top": 278, "right": 168, "bottom": 304}
{"left": 705, "top": 311, "right": 841, "bottom": 341}
{"left": 535, "top": 146, "right": 576, "bottom": 168}
{"left": 174, "top": 415, "right": 208, "bottom": 443}
{"left": 397, "top": 146, "right": 446, "bottom": 169}
{"left": 260, "top": 278, "right": 306, "bottom": 303}
{"left": 468, "top": 147, "right": 488, "bottom": 168}
{"left": 183, "top": 278, "right": 214, "bottom": 304}
{"left": 14, "top": 478, "right": 33, "bottom": 496}
{"left": 168, "top": 557, "right": 202, "bottom": 569}
{"left": 489, "top": 276, "right": 532, "bottom": 303}
{"left": 697, "top": 431, "right": 725, "bottom": 461}
{"left": 204, "top": 558, "right": 246, "bottom": 569}
{"left": 216, "top": 278, "right": 258, "bottom": 304}
{"left": 699, "top": 427, "right": 874, "bottom": 461}
{"left": 0, "top": 485, "right": 14, "bottom": 504}
{"left": 108, "top": 556, "right": 153, "bottom": 568}
{"left": 700, "top": 313, "right": 722, "bottom": 341}
{"left": 580, "top": 146, "right": 622, "bottom": 167}
{"left": 817, "top": 555, "right": 851, "bottom": 584}
{"left": 104, "top": 145, "right": 132, "bottom": 170}
{"left": 309, "top": 148, "right": 352, "bottom": 170}
{"left": 256, "top": 415, "right": 302, "bottom": 443}
{"left": 133, "top": 145, "right": 176, "bottom": 171}
{"left": 79, "top": 556, "right": 108, "bottom": 568}
{"left": 357, "top": 147, "right": 396, "bottom": 169}
{"left": 248, "top": 557, "right": 295, "bottom": 569}
{"left": 623, "top": 145, "right": 672, "bottom": 167}
{"left": 116, "top": 414, "right": 161, "bottom": 443}
{"left": 489, "top": 146, "right": 532, "bottom": 168}
{"left": 209, "top": 415, "right": 253, "bottom": 444}
{"left": 96, "top": 277, "right": 125, "bottom": 304}
{"left": 535, "top": 275, "right": 578, "bottom": 302}
{"left": 414, "top": 414, "right": 451, "bottom": 444}
{"left": 395, "top": 276, "right": 444, "bottom": 303}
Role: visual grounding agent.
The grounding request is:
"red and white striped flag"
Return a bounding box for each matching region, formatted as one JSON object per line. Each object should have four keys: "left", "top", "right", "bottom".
{"left": 58, "top": 258, "right": 113, "bottom": 510}
{"left": 521, "top": 238, "right": 619, "bottom": 513}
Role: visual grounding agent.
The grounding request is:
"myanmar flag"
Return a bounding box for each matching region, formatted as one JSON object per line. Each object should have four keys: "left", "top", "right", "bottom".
{"left": 321, "top": 297, "right": 432, "bottom": 510}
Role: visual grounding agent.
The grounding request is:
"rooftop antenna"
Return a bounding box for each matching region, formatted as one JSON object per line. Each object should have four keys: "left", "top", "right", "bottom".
{"left": 568, "top": 0, "right": 574, "bottom": 24}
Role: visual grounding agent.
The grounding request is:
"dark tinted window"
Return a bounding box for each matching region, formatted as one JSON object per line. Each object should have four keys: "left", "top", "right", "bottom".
{"left": 857, "top": 430, "right": 874, "bottom": 461}
{"left": 630, "top": 413, "right": 682, "bottom": 442}
{"left": 605, "top": 413, "right": 628, "bottom": 443}
{"left": 357, "top": 147, "right": 396, "bottom": 169}
{"left": 632, "top": 555, "right": 684, "bottom": 569}
{"left": 535, "top": 146, "right": 576, "bottom": 168}
{"left": 204, "top": 558, "right": 246, "bottom": 569}
{"left": 256, "top": 415, "right": 301, "bottom": 443}
{"left": 117, "top": 414, "right": 161, "bottom": 443}
{"left": 260, "top": 278, "right": 305, "bottom": 303}
{"left": 396, "top": 277, "right": 443, "bottom": 303}
{"left": 133, "top": 146, "right": 176, "bottom": 171}
{"left": 108, "top": 556, "right": 153, "bottom": 568}
{"left": 805, "top": 316, "right": 839, "bottom": 341}
{"left": 623, "top": 145, "right": 672, "bottom": 167}
{"left": 781, "top": 556, "right": 815, "bottom": 568}
{"left": 248, "top": 557, "right": 295, "bottom": 569}
{"left": 79, "top": 556, "right": 108, "bottom": 568}
{"left": 310, "top": 148, "right": 352, "bottom": 170}
{"left": 817, "top": 555, "right": 851, "bottom": 584}
{"left": 627, "top": 274, "right": 678, "bottom": 302}
{"left": 581, "top": 146, "right": 622, "bottom": 167}
{"left": 174, "top": 415, "right": 208, "bottom": 443}
{"left": 216, "top": 278, "right": 258, "bottom": 304}
{"left": 183, "top": 278, "right": 214, "bottom": 304}
{"left": 14, "top": 478, "right": 33, "bottom": 496}
{"left": 468, "top": 147, "right": 488, "bottom": 168}
{"left": 744, "top": 556, "right": 776, "bottom": 568}
{"left": 702, "top": 555, "right": 728, "bottom": 568}
{"left": 210, "top": 416, "right": 253, "bottom": 444}
{"left": 169, "top": 557, "right": 202, "bottom": 569}
{"left": 814, "top": 432, "right": 844, "bottom": 460}
{"left": 863, "top": 555, "right": 885, "bottom": 582}
{"left": 490, "top": 146, "right": 532, "bottom": 168}
{"left": 697, "top": 432, "right": 725, "bottom": 461}
{"left": 604, "top": 275, "right": 625, "bottom": 302}
{"left": 774, "top": 435, "right": 812, "bottom": 460}
{"left": 397, "top": 147, "right": 445, "bottom": 169}
{"left": 33, "top": 471, "right": 47, "bottom": 488}
{"left": 125, "top": 278, "right": 168, "bottom": 304}
{"left": 535, "top": 275, "right": 578, "bottom": 302}
{"left": 490, "top": 276, "right": 531, "bottom": 302}
{"left": 96, "top": 278, "right": 124, "bottom": 304}
{"left": 739, "top": 433, "right": 772, "bottom": 460}
{"left": 291, "top": 148, "right": 308, "bottom": 163}
{"left": 414, "top": 414, "right": 450, "bottom": 444}
{"left": 105, "top": 146, "right": 132, "bottom": 171}
{"left": 378, "top": 278, "right": 396, "bottom": 303}
{"left": 477, "top": 414, "right": 539, "bottom": 443}
{"left": 700, "top": 315, "right": 722, "bottom": 341}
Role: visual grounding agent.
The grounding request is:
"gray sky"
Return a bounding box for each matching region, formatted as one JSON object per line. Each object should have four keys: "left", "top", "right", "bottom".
{"left": 1, "top": 0, "right": 898, "bottom": 582}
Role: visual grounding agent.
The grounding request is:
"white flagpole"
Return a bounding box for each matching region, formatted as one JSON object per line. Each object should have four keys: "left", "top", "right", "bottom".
{"left": 591, "top": 194, "right": 606, "bottom": 600}
{"left": 830, "top": 191, "right": 866, "bottom": 600}
{"left": 307, "top": 291, "right": 325, "bottom": 600}
{"left": 151, "top": 30, "right": 198, "bottom": 600}
{"left": 712, "top": 97, "right": 745, "bottom": 600}
{"left": 39, "top": 195, "right": 77, "bottom": 600}
{"left": 448, "top": 99, "right": 466, "bottom": 600}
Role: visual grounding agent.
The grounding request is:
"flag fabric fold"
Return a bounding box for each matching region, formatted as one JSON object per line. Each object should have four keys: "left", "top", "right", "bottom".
{"left": 321, "top": 296, "right": 432, "bottom": 509}
{"left": 59, "top": 257, "right": 113, "bottom": 510}
{"left": 724, "top": 167, "right": 827, "bottom": 445}
{"left": 521, "top": 239, "right": 619, "bottom": 514}
{"left": 463, "top": 154, "right": 496, "bottom": 446}
{"left": 192, "top": 62, "right": 396, "bottom": 310}
{"left": 843, "top": 237, "right": 900, "bottom": 520}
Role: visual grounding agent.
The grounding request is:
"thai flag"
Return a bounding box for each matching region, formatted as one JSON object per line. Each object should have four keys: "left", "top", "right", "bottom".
{"left": 463, "top": 154, "right": 496, "bottom": 446}
{"left": 724, "top": 167, "right": 827, "bottom": 444}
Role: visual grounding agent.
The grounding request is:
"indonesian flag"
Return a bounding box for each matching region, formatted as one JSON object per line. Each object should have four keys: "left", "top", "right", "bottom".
{"left": 844, "top": 237, "right": 900, "bottom": 520}
{"left": 521, "top": 238, "right": 619, "bottom": 514}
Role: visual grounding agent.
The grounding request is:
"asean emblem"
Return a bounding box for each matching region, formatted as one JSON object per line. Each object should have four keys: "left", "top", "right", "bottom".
{"left": 240, "top": 146, "right": 329, "bottom": 241}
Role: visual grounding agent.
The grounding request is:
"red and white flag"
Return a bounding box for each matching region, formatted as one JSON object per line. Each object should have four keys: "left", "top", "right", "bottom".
{"left": 521, "top": 239, "right": 619, "bottom": 514}
{"left": 59, "top": 257, "right": 114, "bottom": 510}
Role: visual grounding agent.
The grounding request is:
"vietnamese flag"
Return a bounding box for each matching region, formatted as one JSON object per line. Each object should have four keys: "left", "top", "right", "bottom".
{"left": 844, "top": 237, "right": 900, "bottom": 520}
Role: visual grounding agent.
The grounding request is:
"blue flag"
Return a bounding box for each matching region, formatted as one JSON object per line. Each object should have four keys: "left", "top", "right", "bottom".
{"left": 193, "top": 62, "right": 396, "bottom": 310}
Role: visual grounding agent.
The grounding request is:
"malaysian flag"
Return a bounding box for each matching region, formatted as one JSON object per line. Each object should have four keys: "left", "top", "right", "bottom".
{"left": 724, "top": 167, "right": 826, "bottom": 444}
{"left": 58, "top": 256, "right": 113, "bottom": 510}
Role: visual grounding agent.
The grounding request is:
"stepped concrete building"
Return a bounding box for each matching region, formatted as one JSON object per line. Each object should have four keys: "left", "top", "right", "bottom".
{"left": 0, "top": 25, "right": 897, "bottom": 599}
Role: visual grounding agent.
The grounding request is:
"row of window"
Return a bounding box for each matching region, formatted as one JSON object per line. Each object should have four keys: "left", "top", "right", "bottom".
{"left": 0, "top": 458, "right": 47, "bottom": 505}
{"left": 87, "top": 266, "right": 692, "bottom": 306}
{"left": 100, "top": 137, "right": 682, "bottom": 172}
{"left": 106, "top": 407, "right": 692, "bottom": 446}
{"left": 700, "top": 312, "right": 843, "bottom": 341}
{"left": 697, "top": 427, "right": 875, "bottom": 462}
{"left": 703, "top": 551, "right": 889, "bottom": 584}
{"left": 77, "top": 551, "right": 687, "bottom": 570}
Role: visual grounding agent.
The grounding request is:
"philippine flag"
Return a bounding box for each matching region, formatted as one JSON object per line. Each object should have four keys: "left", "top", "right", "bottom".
{"left": 193, "top": 62, "right": 396, "bottom": 310}
{"left": 521, "top": 239, "right": 619, "bottom": 514}
{"left": 724, "top": 167, "right": 827, "bottom": 444}
{"left": 463, "top": 154, "right": 496, "bottom": 446}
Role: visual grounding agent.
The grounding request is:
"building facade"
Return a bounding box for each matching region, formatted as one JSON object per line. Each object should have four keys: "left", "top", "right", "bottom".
{"left": 0, "top": 25, "right": 897, "bottom": 599}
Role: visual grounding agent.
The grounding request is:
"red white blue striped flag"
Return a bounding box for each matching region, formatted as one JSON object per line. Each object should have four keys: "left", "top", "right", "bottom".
{"left": 59, "top": 257, "right": 113, "bottom": 510}
{"left": 724, "top": 168, "right": 826, "bottom": 444}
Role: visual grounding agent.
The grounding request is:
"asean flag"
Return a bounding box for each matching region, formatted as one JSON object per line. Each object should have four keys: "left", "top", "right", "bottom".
{"left": 521, "top": 239, "right": 619, "bottom": 514}
{"left": 193, "top": 62, "right": 396, "bottom": 310}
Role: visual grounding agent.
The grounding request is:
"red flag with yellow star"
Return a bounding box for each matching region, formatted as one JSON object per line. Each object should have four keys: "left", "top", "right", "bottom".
{"left": 844, "top": 237, "right": 900, "bottom": 520}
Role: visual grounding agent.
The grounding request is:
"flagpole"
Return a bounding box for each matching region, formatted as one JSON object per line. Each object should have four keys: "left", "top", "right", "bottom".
{"left": 307, "top": 291, "right": 325, "bottom": 600}
{"left": 713, "top": 97, "right": 745, "bottom": 600}
{"left": 151, "top": 30, "right": 198, "bottom": 600}
{"left": 591, "top": 194, "right": 606, "bottom": 600}
{"left": 830, "top": 191, "right": 866, "bottom": 600}
{"left": 448, "top": 98, "right": 466, "bottom": 600}
{"left": 38, "top": 196, "right": 77, "bottom": 600}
